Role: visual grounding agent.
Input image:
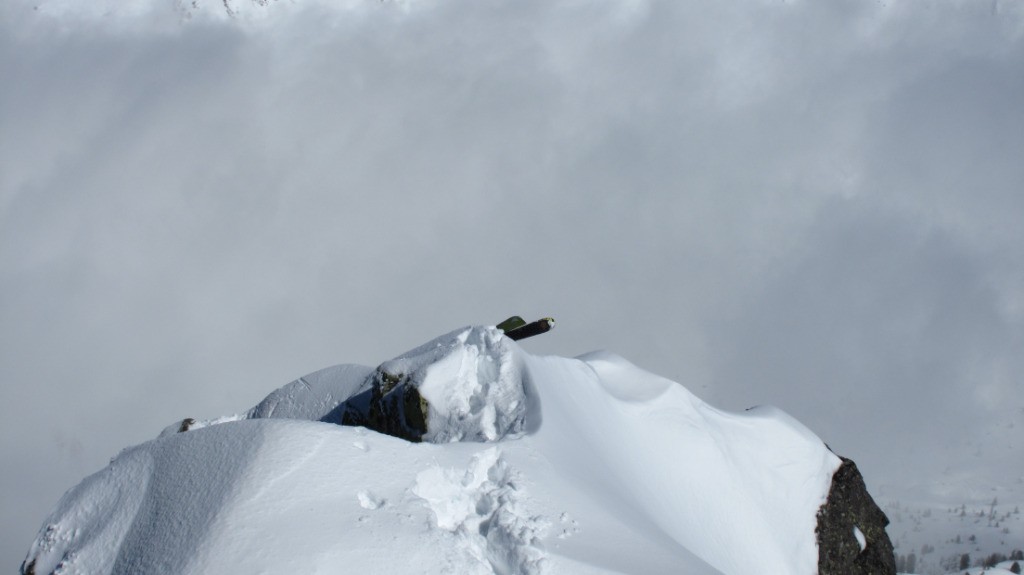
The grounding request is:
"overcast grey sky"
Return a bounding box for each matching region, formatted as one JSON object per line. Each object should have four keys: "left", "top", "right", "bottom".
{"left": 2, "top": 0, "right": 1023, "bottom": 567}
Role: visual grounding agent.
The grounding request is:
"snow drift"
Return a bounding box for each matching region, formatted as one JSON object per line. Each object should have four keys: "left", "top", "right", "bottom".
{"left": 23, "top": 325, "right": 862, "bottom": 574}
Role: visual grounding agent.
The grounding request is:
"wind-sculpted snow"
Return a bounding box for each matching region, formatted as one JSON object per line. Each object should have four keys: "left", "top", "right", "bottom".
{"left": 529, "top": 351, "right": 842, "bottom": 575}
{"left": 23, "top": 326, "right": 843, "bottom": 575}
{"left": 23, "top": 423, "right": 263, "bottom": 574}
{"left": 247, "top": 363, "right": 375, "bottom": 423}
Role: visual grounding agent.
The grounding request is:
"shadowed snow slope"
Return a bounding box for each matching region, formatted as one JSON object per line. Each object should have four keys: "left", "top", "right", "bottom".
{"left": 23, "top": 326, "right": 840, "bottom": 575}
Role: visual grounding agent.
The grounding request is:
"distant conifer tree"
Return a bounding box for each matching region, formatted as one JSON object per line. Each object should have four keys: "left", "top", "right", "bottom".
{"left": 984, "top": 552, "right": 1007, "bottom": 567}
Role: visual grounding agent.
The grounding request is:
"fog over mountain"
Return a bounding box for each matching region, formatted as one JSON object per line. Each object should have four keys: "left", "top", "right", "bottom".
{"left": 2, "top": 0, "right": 1023, "bottom": 569}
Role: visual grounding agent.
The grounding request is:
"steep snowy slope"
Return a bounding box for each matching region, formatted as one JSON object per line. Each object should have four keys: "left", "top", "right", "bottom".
{"left": 22, "top": 326, "right": 842, "bottom": 575}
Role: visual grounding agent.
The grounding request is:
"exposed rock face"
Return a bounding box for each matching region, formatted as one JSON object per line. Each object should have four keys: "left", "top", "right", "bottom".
{"left": 341, "top": 367, "right": 429, "bottom": 442}
{"left": 816, "top": 456, "right": 896, "bottom": 575}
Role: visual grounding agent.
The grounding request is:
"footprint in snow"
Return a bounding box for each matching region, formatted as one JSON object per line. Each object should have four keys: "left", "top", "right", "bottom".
{"left": 557, "top": 512, "right": 580, "bottom": 539}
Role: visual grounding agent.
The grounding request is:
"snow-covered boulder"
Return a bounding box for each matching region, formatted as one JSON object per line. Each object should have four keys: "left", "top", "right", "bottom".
{"left": 337, "top": 326, "right": 533, "bottom": 443}
{"left": 22, "top": 325, "right": 895, "bottom": 575}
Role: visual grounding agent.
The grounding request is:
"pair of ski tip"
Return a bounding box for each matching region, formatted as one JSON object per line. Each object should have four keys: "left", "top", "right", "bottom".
{"left": 496, "top": 316, "right": 555, "bottom": 341}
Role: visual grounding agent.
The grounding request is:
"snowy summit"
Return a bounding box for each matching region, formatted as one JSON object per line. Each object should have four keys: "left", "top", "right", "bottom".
{"left": 21, "top": 324, "right": 894, "bottom": 574}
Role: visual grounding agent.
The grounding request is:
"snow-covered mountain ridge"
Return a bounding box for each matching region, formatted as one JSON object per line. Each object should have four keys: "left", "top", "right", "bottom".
{"left": 22, "top": 325, "right": 891, "bottom": 574}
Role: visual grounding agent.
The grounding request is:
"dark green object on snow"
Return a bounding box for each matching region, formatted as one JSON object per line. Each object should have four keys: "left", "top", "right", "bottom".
{"left": 498, "top": 316, "right": 555, "bottom": 341}
{"left": 496, "top": 316, "right": 527, "bottom": 332}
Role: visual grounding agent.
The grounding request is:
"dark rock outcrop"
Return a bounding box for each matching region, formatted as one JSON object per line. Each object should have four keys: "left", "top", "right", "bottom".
{"left": 816, "top": 456, "right": 896, "bottom": 575}
{"left": 340, "top": 368, "right": 429, "bottom": 442}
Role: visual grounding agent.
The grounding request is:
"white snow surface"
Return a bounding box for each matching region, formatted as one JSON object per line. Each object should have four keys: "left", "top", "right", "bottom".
{"left": 24, "top": 326, "right": 842, "bottom": 575}
{"left": 378, "top": 325, "right": 533, "bottom": 443}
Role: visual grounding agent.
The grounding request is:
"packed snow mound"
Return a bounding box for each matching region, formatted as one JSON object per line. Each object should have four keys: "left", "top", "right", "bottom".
{"left": 371, "top": 325, "right": 533, "bottom": 443}
{"left": 24, "top": 325, "right": 846, "bottom": 575}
